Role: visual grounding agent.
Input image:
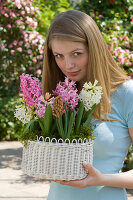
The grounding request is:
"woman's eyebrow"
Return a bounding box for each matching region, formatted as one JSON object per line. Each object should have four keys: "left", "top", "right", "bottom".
{"left": 53, "top": 48, "right": 84, "bottom": 54}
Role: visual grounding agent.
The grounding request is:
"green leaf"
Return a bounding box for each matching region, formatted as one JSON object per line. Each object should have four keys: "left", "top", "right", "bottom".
{"left": 38, "top": 118, "right": 45, "bottom": 133}
{"left": 58, "top": 113, "right": 64, "bottom": 139}
{"left": 64, "top": 110, "right": 68, "bottom": 138}
{"left": 67, "top": 110, "right": 75, "bottom": 139}
{"left": 51, "top": 120, "right": 57, "bottom": 135}
{"left": 56, "top": 115, "right": 64, "bottom": 139}
{"left": 29, "top": 120, "right": 38, "bottom": 132}
{"left": 24, "top": 119, "right": 36, "bottom": 133}
{"left": 75, "top": 101, "right": 84, "bottom": 134}
{"left": 83, "top": 104, "right": 98, "bottom": 127}
{"left": 43, "top": 104, "right": 53, "bottom": 134}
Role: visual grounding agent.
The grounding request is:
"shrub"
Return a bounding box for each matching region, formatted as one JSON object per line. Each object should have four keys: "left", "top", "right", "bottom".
{"left": 122, "top": 145, "right": 133, "bottom": 172}
{"left": 0, "top": 0, "right": 72, "bottom": 141}
{"left": 0, "top": 0, "right": 44, "bottom": 97}
{"left": 74, "top": 0, "right": 133, "bottom": 74}
{"left": 33, "top": 0, "right": 72, "bottom": 36}
{"left": 0, "top": 96, "right": 23, "bottom": 141}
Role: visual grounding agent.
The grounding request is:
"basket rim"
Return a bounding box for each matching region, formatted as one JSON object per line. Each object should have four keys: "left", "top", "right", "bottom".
{"left": 25, "top": 136, "right": 94, "bottom": 146}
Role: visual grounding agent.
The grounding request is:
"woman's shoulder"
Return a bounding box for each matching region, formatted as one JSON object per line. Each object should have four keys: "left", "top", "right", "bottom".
{"left": 116, "top": 79, "right": 133, "bottom": 95}
{"left": 121, "top": 79, "right": 133, "bottom": 88}
{"left": 111, "top": 79, "right": 133, "bottom": 104}
{"left": 120, "top": 79, "right": 133, "bottom": 128}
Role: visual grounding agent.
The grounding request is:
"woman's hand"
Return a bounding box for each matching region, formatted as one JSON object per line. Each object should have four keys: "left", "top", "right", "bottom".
{"left": 53, "top": 162, "right": 104, "bottom": 189}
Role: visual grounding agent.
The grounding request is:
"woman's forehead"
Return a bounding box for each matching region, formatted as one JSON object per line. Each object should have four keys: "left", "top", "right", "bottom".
{"left": 51, "top": 39, "right": 87, "bottom": 53}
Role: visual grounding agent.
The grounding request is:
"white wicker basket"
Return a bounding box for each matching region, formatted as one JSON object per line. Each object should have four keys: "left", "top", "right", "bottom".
{"left": 21, "top": 136, "right": 93, "bottom": 181}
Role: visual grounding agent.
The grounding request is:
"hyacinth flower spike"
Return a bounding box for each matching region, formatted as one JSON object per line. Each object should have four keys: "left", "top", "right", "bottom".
{"left": 53, "top": 77, "right": 78, "bottom": 140}
{"left": 53, "top": 96, "right": 75, "bottom": 140}
{"left": 79, "top": 80, "right": 102, "bottom": 127}
{"left": 37, "top": 93, "right": 55, "bottom": 137}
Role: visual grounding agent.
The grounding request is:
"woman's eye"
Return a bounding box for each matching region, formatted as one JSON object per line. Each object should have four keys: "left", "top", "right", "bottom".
{"left": 55, "top": 54, "right": 63, "bottom": 58}
{"left": 74, "top": 52, "right": 81, "bottom": 56}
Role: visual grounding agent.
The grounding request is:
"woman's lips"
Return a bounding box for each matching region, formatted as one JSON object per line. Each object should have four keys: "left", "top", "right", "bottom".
{"left": 67, "top": 70, "right": 80, "bottom": 76}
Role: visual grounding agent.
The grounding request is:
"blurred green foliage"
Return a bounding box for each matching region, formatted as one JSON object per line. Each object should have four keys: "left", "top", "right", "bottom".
{"left": 74, "top": 0, "right": 133, "bottom": 30}
{"left": 122, "top": 145, "right": 133, "bottom": 172}
{"left": 0, "top": 0, "right": 72, "bottom": 141}
{"left": 74, "top": 0, "right": 133, "bottom": 74}
{"left": 0, "top": 96, "right": 23, "bottom": 141}
{"left": 0, "top": 0, "right": 44, "bottom": 98}
{"left": 33, "top": 0, "right": 72, "bottom": 36}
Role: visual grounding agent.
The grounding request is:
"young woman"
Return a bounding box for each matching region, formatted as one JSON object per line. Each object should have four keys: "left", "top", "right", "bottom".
{"left": 42, "top": 10, "right": 133, "bottom": 200}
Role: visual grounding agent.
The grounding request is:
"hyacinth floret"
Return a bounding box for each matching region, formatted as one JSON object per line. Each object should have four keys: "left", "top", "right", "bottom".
{"left": 53, "top": 96, "right": 65, "bottom": 118}
{"left": 79, "top": 80, "right": 102, "bottom": 111}
{"left": 53, "top": 77, "right": 78, "bottom": 110}
{"left": 36, "top": 94, "right": 54, "bottom": 118}
{"left": 20, "top": 73, "right": 42, "bottom": 109}
{"left": 14, "top": 104, "right": 31, "bottom": 124}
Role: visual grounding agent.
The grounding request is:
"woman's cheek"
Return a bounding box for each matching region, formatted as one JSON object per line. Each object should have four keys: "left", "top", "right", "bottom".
{"left": 57, "top": 61, "right": 65, "bottom": 72}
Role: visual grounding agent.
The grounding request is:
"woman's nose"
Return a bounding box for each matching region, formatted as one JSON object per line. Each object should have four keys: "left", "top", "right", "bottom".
{"left": 65, "top": 57, "right": 74, "bottom": 69}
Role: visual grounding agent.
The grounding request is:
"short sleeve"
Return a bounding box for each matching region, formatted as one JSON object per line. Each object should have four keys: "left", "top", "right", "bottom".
{"left": 123, "top": 80, "right": 133, "bottom": 128}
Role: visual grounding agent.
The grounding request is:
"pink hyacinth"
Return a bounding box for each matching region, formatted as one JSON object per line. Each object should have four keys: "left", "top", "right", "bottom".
{"left": 53, "top": 77, "right": 78, "bottom": 110}
{"left": 20, "top": 73, "right": 42, "bottom": 109}
{"left": 36, "top": 96, "right": 47, "bottom": 118}
{"left": 36, "top": 95, "right": 54, "bottom": 118}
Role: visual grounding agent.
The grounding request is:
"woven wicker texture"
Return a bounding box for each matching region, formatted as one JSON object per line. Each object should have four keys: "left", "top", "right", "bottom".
{"left": 21, "top": 137, "right": 93, "bottom": 180}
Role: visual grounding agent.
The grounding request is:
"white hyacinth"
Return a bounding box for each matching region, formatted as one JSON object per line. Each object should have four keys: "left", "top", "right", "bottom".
{"left": 14, "top": 105, "right": 32, "bottom": 124}
{"left": 79, "top": 80, "right": 102, "bottom": 111}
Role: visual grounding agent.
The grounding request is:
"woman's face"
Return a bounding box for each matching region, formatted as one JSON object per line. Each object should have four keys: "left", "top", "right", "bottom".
{"left": 51, "top": 39, "right": 89, "bottom": 86}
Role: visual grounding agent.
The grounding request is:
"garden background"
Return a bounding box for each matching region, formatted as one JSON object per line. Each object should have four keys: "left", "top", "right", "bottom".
{"left": 0, "top": 0, "right": 133, "bottom": 171}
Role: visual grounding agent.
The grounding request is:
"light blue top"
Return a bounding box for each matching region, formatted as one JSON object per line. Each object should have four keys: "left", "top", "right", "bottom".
{"left": 47, "top": 80, "right": 133, "bottom": 200}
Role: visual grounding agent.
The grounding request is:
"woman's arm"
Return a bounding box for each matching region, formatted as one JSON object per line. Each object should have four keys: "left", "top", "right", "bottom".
{"left": 101, "top": 127, "right": 133, "bottom": 189}
{"left": 100, "top": 169, "right": 133, "bottom": 189}
{"left": 54, "top": 128, "right": 133, "bottom": 189}
{"left": 55, "top": 163, "right": 133, "bottom": 189}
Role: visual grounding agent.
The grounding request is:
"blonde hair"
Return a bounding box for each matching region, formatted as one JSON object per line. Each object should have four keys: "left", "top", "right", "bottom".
{"left": 42, "top": 10, "right": 129, "bottom": 120}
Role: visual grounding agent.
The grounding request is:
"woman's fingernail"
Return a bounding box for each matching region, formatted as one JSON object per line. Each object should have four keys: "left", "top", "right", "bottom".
{"left": 83, "top": 161, "right": 88, "bottom": 166}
